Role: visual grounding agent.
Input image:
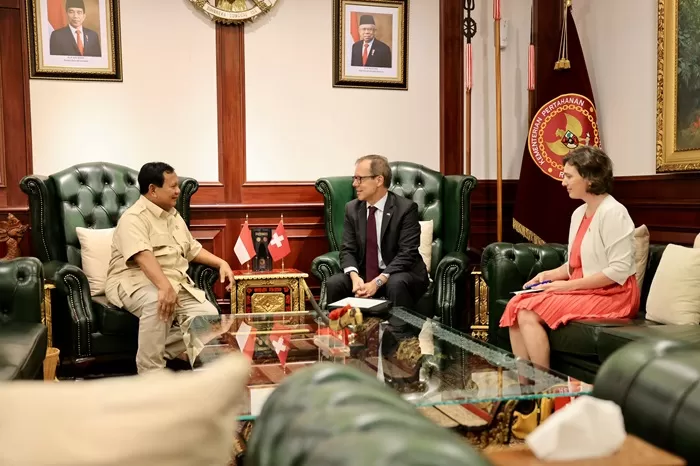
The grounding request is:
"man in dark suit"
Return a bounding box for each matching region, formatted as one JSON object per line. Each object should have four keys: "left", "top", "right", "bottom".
{"left": 325, "top": 155, "right": 429, "bottom": 310}
{"left": 350, "top": 15, "right": 392, "bottom": 68}
{"left": 49, "top": 0, "right": 102, "bottom": 57}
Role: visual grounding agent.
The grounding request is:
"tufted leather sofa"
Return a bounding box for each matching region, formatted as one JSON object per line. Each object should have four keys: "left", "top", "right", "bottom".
{"left": 594, "top": 338, "right": 700, "bottom": 462}
{"left": 481, "top": 242, "right": 700, "bottom": 383}
{"left": 245, "top": 363, "right": 492, "bottom": 466}
{"left": 310, "top": 162, "right": 478, "bottom": 330}
{"left": 0, "top": 257, "right": 48, "bottom": 380}
{"left": 20, "top": 163, "right": 219, "bottom": 375}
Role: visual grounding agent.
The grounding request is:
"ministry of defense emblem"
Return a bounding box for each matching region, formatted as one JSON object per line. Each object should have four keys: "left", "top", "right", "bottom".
{"left": 191, "top": 0, "right": 278, "bottom": 24}
{"left": 528, "top": 93, "right": 600, "bottom": 180}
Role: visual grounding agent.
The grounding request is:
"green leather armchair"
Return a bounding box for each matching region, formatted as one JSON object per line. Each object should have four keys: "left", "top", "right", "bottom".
{"left": 311, "top": 162, "right": 477, "bottom": 330}
{"left": 20, "top": 162, "right": 219, "bottom": 375}
{"left": 245, "top": 363, "right": 492, "bottom": 466}
{"left": 0, "top": 257, "right": 48, "bottom": 380}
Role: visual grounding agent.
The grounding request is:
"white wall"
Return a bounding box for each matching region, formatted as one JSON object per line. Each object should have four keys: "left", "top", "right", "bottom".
{"left": 573, "top": 0, "right": 657, "bottom": 176}
{"left": 472, "top": 0, "right": 659, "bottom": 180}
{"left": 468, "top": 0, "right": 532, "bottom": 180}
{"left": 30, "top": 0, "right": 219, "bottom": 181}
{"left": 244, "top": 0, "right": 440, "bottom": 181}
{"left": 28, "top": 0, "right": 659, "bottom": 183}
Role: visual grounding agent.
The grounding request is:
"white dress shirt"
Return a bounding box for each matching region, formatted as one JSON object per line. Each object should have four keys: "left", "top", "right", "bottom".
{"left": 344, "top": 192, "right": 390, "bottom": 280}
{"left": 361, "top": 39, "right": 374, "bottom": 57}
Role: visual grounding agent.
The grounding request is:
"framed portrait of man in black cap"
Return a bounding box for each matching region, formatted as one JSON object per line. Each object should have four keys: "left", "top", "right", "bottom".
{"left": 26, "top": 0, "right": 122, "bottom": 81}
{"left": 333, "top": 0, "right": 409, "bottom": 90}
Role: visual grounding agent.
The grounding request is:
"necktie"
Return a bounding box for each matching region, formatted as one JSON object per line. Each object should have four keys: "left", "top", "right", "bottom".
{"left": 76, "top": 29, "right": 84, "bottom": 55}
{"left": 365, "top": 206, "right": 379, "bottom": 280}
{"left": 362, "top": 43, "right": 369, "bottom": 66}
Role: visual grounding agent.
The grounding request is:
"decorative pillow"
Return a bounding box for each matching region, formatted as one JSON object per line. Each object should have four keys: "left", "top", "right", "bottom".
{"left": 694, "top": 233, "right": 700, "bottom": 248}
{"left": 76, "top": 227, "right": 115, "bottom": 296}
{"left": 0, "top": 354, "right": 250, "bottom": 466}
{"left": 633, "top": 225, "right": 650, "bottom": 290}
{"left": 418, "top": 220, "right": 434, "bottom": 273}
{"left": 646, "top": 244, "right": 700, "bottom": 325}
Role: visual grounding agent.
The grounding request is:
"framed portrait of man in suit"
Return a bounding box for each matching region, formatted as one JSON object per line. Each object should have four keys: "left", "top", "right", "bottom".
{"left": 333, "top": 0, "right": 409, "bottom": 90}
{"left": 26, "top": 0, "right": 123, "bottom": 81}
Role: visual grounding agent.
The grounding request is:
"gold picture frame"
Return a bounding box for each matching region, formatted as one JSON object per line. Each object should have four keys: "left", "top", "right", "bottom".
{"left": 332, "top": 0, "right": 409, "bottom": 90}
{"left": 656, "top": 0, "right": 700, "bottom": 171}
{"left": 26, "top": 0, "right": 123, "bottom": 82}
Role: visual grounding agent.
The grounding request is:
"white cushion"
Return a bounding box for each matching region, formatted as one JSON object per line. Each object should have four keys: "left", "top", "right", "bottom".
{"left": 76, "top": 227, "right": 115, "bottom": 296}
{"left": 646, "top": 244, "right": 700, "bottom": 325}
{"left": 419, "top": 220, "right": 434, "bottom": 273}
{"left": 633, "top": 225, "right": 650, "bottom": 290}
{"left": 0, "top": 353, "right": 250, "bottom": 466}
{"left": 694, "top": 232, "right": 700, "bottom": 248}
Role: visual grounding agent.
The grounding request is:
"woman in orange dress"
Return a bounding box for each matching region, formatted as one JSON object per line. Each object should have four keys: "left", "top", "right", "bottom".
{"left": 500, "top": 146, "right": 639, "bottom": 370}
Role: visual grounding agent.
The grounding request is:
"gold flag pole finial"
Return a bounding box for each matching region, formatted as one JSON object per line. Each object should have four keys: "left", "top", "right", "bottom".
{"left": 555, "top": 0, "right": 571, "bottom": 70}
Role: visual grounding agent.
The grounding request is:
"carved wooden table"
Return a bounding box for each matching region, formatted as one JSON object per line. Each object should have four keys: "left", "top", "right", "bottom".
{"left": 230, "top": 268, "right": 309, "bottom": 314}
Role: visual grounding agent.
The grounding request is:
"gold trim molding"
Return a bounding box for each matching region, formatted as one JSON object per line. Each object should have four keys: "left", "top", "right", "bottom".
{"left": 656, "top": 0, "right": 700, "bottom": 172}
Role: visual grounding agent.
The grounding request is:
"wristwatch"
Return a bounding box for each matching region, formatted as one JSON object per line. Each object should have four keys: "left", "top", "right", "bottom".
{"left": 375, "top": 277, "right": 384, "bottom": 287}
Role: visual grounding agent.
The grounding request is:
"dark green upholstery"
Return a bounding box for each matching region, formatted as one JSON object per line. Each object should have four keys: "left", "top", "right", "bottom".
{"left": 245, "top": 363, "right": 492, "bottom": 466}
{"left": 0, "top": 257, "right": 48, "bottom": 380}
{"left": 481, "top": 241, "right": 700, "bottom": 383}
{"left": 311, "top": 162, "right": 478, "bottom": 330}
{"left": 594, "top": 339, "right": 700, "bottom": 462}
{"left": 20, "top": 162, "right": 219, "bottom": 374}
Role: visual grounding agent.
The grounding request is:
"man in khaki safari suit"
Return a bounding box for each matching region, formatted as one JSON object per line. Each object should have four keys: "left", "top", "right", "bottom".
{"left": 106, "top": 162, "right": 234, "bottom": 374}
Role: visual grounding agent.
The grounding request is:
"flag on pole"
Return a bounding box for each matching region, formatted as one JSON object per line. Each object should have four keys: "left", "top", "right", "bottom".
{"left": 234, "top": 221, "right": 256, "bottom": 265}
{"left": 350, "top": 12, "right": 360, "bottom": 42}
{"left": 268, "top": 220, "right": 291, "bottom": 262}
{"left": 512, "top": 2, "right": 601, "bottom": 244}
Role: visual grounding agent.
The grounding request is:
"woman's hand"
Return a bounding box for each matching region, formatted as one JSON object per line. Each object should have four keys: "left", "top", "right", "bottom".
{"left": 539, "top": 280, "right": 574, "bottom": 292}
{"left": 523, "top": 272, "right": 549, "bottom": 289}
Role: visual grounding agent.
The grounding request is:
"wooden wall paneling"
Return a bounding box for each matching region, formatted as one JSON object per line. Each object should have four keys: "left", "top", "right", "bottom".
{"left": 0, "top": 0, "right": 33, "bottom": 207}
{"left": 240, "top": 182, "right": 322, "bottom": 204}
{"left": 439, "top": 0, "right": 464, "bottom": 175}
{"left": 468, "top": 175, "right": 700, "bottom": 251}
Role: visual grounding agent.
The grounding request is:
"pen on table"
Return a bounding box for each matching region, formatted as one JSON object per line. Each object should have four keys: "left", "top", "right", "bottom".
{"left": 524, "top": 280, "right": 552, "bottom": 290}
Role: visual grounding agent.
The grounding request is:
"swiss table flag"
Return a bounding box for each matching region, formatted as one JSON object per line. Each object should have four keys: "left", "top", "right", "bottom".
{"left": 270, "top": 323, "right": 292, "bottom": 367}
{"left": 268, "top": 220, "right": 291, "bottom": 262}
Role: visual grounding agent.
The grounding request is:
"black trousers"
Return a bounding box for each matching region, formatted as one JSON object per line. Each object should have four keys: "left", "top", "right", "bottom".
{"left": 325, "top": 271, "right": 427, "bottom": 309}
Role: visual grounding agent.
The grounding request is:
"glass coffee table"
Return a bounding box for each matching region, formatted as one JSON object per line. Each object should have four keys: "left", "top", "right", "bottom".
{"left": 181, "top": 306, "right": 592, "bottom": 446}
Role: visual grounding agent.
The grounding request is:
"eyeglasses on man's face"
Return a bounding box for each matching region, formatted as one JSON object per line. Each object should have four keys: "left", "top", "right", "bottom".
{"left": 352, "top": 175, "right": 378, "bottom": 184}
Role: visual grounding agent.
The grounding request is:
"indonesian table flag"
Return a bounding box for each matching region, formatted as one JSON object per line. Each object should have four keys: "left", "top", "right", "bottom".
{"left": 268, "top": 220, "right": 291, "bottom": 262}
{"left": 234, "top": 221, "right": 255, "bottom": 265}
{"left": 270, "top": 323, "right": 292, "bottom": 367}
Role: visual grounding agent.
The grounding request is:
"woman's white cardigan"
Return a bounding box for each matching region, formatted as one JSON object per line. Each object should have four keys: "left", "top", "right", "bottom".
{"left": 567, "top": 194, "right": 636, "bottom": 285}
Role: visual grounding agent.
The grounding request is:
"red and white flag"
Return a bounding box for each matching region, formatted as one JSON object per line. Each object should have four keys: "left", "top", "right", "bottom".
{"left": 268, "top": 220, "right": 291, "bottom": 262}
{"left": 47, "top": 0, "right": 67, "bottom": 32}
{"left": 270, "top": 323, "right": 292, "bottom": 367}
{"left": 234, "top": 221, "right": 256, "bottom": 265}
{"left": 235, "top": 321, "right": 257, "bottom": 360}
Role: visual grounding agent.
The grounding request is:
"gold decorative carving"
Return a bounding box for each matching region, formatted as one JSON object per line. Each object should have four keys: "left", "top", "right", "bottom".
{"left": 251, "top": 293, "right": 285, "bottom": 313}
{"left": 0, "top": 214, "right": 29, "bottom": 260}
{"left": 470, "top": 270, "right": 489, "bottom": 341}
{"left": 464, "top": 399, "right": 518, "bottom": 448}
{"left": 190, "top": 0, "right": 278, "bottom": 24}
{"left": 232, "top": 271, "right": 308, "bottom": 315}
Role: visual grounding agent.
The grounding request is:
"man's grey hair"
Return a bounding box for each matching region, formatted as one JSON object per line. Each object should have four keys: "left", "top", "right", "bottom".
{"left": 356, "top": 154, "right": 391, "bottom": 188}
